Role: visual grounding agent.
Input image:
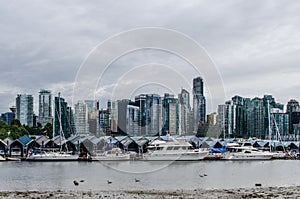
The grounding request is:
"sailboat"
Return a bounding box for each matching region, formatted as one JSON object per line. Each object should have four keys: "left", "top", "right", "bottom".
{"left": 267, "top": 101, "right": 288, "bottom": 159}
{"left": 27, "top": 93, "right": 78, "bottom": 161}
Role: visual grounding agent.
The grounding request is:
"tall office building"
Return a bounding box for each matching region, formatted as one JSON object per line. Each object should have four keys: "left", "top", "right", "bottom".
{"left": 108, "top": 100, "right": 118, "bottom": 133}
{"left": 99, "top": 108, "right": 110, "bottom": 136}
{"left": 248, "top": 97, "right": 265, "bottom": 138}
{"left": 117, "top": 99, "right": 130, "bottom": 135}
{"left": 193, "top": 77, "right": 206, "bottom": 133}
{"left": 74, "top": 101, "right": 89, "bottom": 135}
{"left": 89, "top": 109, "right": 100, "bottom": 136}
{"left": 84, "top": 100, "right": 95, "bottom": 118}
{"left": 178, "top": 89, "right": 190, "bottom": 135}
{"left": 217, "top": 104, "right": 226, "bottom": 137}
{"left": 126, "top": 104, "right": 140, "bottom": 136}
{"left": 287, "top": 99, "right": 300, "bottom": 134}
{"left": 16, "top": 94, "right": 34, "bottom": 126}
{"left": 162, "top": 93, "right": 180, "bottom": 135}
{"left": 135, "top": 94, "right": 147, "bottom": 135}
{"left": 38, "top": 89, "right": 52, "bottom": 126}
{"left": 231, "top": 96, "right": 248, "bottom": 138}
{"left": 54, "top": 94, "right": 75, "bottom": 138}
{"left": 146, "top": 94, "right": 162, "bottom": 136}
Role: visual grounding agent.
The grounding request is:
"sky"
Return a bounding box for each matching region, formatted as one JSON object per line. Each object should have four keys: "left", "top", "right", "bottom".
{"left": 1, "top": 0, "right": 300, "bottom": 114}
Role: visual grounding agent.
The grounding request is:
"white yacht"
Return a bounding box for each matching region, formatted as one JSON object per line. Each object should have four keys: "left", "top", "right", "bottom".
{"left": 143, "top": 138, "right": 208, "bottom": 161}
{"left": 222, "top": 146, "right": 273, "bottom": 160}
{"left": 91, "top": 148, "right": 131, "bottom": 161}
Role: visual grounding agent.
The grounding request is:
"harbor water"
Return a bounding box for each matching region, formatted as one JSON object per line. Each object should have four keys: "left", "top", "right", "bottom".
{"left": 0, "top": 160, "right": 299, "bottom": 191}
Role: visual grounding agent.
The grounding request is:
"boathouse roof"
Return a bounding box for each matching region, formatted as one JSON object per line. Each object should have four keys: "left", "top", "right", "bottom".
{"left": 0, "top": 139, "right": 7, "bottom": 147}
{"left": 18, "top": 135, "right": 32, "bottom": 145}
{"left": 3, "top": 137, "right": 13, "bottom": 146}
{"left": 35, "top": 135, "right": 49, "bottom": 146}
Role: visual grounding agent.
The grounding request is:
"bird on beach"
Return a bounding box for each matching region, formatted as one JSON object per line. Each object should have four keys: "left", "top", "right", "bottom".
{"left": 135, "top": 178, "right": 140, "bottom": 182}
{"left": 204, "top": 174, "right": 207, "bottom": 177}
{"left": 199, "top": 175, "right": 204, "bottom": 178}
{"left": 73, "top": 180, "right": 79, "bottom": 186}
{"left": 80, "top": 180, "right": 85, "bottom": 183}
{"left": 107, "top": 180, "right": 112, "bottom": 184}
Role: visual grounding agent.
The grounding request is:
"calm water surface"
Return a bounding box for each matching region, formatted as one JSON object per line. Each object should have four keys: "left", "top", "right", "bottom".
{"left": 0, "top": 160, "right": 299, "bottom": 191}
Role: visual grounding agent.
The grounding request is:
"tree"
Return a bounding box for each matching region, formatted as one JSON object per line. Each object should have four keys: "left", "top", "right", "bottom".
{"left": 9, "top": 125, "right": 29, "bottom": 140}
{"left": 9, "top": 125, "right": 21, "bottom": 140}
{"left": 10, "top": 119, "right": 21, "bottom": 127}
{"left": 0, "top": 121, "right": 8, "bottom": 131}
{"left": 19, "top": 126, "right": 29, "bottom": 136}
{"left": 42, "top": 123, "right": 53, "bottom": 138}
{"left": 0, "top": 128, "right": 8, "bottom": 140}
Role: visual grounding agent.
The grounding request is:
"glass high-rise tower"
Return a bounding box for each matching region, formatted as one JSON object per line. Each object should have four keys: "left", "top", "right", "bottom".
{"left": 38, "top": 89, "right": 52, "bottom": 126}
{"left": 193, "top": 77, "right": 206, "bottom": 133}
{"left": 16, "top": 94, "right": 34, "bottom": 126}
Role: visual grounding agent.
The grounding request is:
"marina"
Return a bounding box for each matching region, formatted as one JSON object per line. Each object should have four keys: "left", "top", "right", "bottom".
{"left": 1, "top": 134, "right": 300, "bottom": 161}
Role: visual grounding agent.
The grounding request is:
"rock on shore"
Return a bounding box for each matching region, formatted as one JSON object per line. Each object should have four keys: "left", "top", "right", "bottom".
{"left": 0, "top": 186, "right": 299, "bottom": 198}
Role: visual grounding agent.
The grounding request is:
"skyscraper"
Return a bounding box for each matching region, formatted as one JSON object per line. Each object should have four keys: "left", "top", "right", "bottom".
{"left": 99, "top": 108, "right": 110, "bottom": 136}
{"left": 117, "top": 99, "right": 130, "bottom": 135}
{"left": 135, "top": 94, "right": 147, "bottom": 135}
{"left": 287, "top": 99, "right": 300, "bottom": 134}
{"left": 74, "top": 101, "right": 89, "bottom": 135}
{"left": 231, "top": 96, "right": 248, "bottom": 138}
{"left": 16, "top": 94, "right": 34, "bottom": 126}
{"left": 178, "top": 89, "right": 190, "bottom": 135}
{"left": 217, "top": 104, "right": 226, "bottom": 137}
{"left": 193, "top": 77, "right": 206, "bottom": 133}
{"left": 126, "top": 104, "right": 140, "bottom": 136}
{"left": 54, "top": 94, "right": 75, "bottom": 138}
{"left": 162, "top": 93, "right": 180, "bottom": 135}
{"left": 108, "top": 100, "right": 118, "bottom": 133}
{"left": 38, "top": 89, "right": 52, "bottom": 126}
{"left": 248, "top": 97, "right": 265, "bottom": 138}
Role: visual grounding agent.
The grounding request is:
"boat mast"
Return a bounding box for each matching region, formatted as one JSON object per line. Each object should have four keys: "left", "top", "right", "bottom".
{"left": 58, "top": 92, "right": 62, "bottom": 152}
{"left": 267, "top": 100, "right": 272, "bottom": 152}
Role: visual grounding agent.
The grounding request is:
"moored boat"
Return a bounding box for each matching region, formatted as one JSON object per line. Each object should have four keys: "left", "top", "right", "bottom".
{"left": 222, "top": 146, "right": 273, "bottom": 160}
{"left": 26, "top": 150, "right": 78, "bottom": 161}
{"left": 91, "top": 148, "right": 131, "bottom": 161}
{"left": 143, "top": 138, "right": 208, "bottom": 161}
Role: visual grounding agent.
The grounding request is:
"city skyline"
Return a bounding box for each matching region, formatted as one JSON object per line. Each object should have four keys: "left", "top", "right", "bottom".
{"left": 4, "top": 89, "right": 300, "bottom": 117}
{"left": 1, "top": 1, "right": 300, "bottom": 114}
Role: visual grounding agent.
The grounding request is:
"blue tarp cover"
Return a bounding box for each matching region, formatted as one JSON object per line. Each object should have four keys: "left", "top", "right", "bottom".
{"left": 209, "top": 148, "right": 227, "bottom": 153}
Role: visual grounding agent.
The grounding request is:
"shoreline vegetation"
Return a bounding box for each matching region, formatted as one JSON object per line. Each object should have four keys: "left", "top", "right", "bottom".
{"left": 1, "top": 186, "right": 300, "bottom": 199}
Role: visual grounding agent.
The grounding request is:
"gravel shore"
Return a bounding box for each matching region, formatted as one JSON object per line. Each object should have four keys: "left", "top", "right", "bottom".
{"left": 1, "top": 186, "right": 299, "bottom": 199}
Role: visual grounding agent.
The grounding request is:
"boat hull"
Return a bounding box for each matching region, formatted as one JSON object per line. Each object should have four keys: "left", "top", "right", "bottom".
{"left": 143, "top": 151, "right": 208, "bottom": 161}
{"left": 222, "top": 153, "right": 273, "bottom": 160}
{"left": 91, "top": 155, "right": 131, "bottom": 161}
{"left": 26, "top": 157, "right": 78, "bottom": 161}
{"left": 26, "top": 153, "right": 79, "bottom": 161}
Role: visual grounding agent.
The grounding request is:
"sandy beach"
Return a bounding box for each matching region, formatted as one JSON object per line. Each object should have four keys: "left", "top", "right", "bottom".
{"left": 0, "top": 186, "right": 299, "bottom": 199}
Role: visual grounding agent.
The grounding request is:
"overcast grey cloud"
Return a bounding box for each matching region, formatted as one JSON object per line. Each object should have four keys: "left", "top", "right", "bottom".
{"left": 0, "top": 0, "right": 300, "bottom": 114}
